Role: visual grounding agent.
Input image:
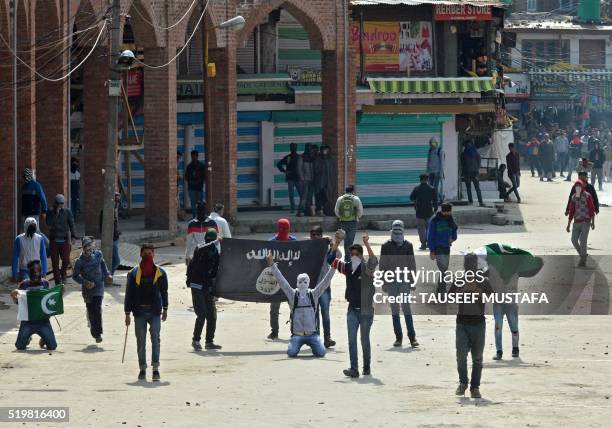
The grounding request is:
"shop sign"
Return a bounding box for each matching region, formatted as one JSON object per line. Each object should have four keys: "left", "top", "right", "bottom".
{"left": 433, "top": 4, "right": 492, "bottom": 21}
{"left": 504, "top": 73, "right": 530, "bottom": 99}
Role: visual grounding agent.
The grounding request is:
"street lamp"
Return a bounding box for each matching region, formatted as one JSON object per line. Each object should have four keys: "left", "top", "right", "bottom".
{"left": 200, "top": 7, "right": 245, "bottom": 210}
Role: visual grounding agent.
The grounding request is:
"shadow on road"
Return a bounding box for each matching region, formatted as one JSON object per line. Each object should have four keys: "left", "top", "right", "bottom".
{"left": 126, "top": 381, "right": 171, "bottom": 388}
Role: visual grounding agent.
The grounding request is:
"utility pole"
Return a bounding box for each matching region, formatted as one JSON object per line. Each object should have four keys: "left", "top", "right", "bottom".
{"left": 201, "top": 0, "right": 213, "bottom": 209}
{"left": 11, "top": 0, "right": 18, "bottom": 239}
{"left": 101, "top": 0, "right": 121, "bottom": 268}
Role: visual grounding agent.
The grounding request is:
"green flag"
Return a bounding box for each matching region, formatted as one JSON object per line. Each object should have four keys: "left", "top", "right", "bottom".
{"left": 473, "top": 244, "right": 543, "bottom": 283}
{"left": 17, "top": 285, "right": 64, "bottom": 322}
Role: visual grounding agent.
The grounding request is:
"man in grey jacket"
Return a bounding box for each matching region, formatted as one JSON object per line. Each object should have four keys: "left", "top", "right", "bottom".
{"left": 265, "top": 251, "right": 335, "bottom": 358}
{"left": 46, "top": 194, "right": 77, "bottom": 284}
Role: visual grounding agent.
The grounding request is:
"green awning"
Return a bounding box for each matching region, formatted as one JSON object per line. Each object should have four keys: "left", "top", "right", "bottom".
{"left": 367, "top": 77, "right": 494, "bottom": 94}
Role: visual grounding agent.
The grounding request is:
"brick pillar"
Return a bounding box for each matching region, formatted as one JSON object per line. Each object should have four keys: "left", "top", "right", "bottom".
{"left": 0, "top": 46, "right": 16, "bottom": 264}
{"left": 35, "top": 43, "right": 68, "bottom": 201}
{"left": 16, "top": 10, "right": 36, "bottom": 189}
{"left": 143, "top": 47, "right": 177, "bottom": 231}
{"left": 321, "top": 49, "right": 356, "bottom": 195}
{"left": 207, "top": 47, "right": 238, "bottom": 219}
{"left": 82, "top": 46, "right": 109, "bottom": 236}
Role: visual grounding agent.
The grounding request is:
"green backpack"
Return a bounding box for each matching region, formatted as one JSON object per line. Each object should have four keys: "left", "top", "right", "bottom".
{"left": 338, "top": 194, "right": 357, "bottom": 222}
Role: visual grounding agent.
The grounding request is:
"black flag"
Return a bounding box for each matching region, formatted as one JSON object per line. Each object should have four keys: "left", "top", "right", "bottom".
{"left": 215, "top": 238, "right": 328, "bottom": 303}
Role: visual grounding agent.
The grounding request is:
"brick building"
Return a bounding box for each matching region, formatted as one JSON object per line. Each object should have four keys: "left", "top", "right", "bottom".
{"left": 0, "top": 0, "right": 354, "bottom": 264}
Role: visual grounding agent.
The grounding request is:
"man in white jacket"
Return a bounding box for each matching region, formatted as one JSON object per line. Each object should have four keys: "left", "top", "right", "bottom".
{"left": 12, "top": 218, "right": 48, "bottom": 282}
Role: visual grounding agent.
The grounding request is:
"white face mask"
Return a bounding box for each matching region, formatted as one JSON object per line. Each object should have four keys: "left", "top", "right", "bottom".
{"left": 350, "top": 256, "right": 362, "bottom": 273}
{"left": 297, "top": 274, "right": 310, "bottom": 293}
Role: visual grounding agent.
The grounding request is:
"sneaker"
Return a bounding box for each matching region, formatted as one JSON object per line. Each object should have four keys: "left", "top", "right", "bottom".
{"left": 362, "top": 367, "right": 371, "bottom": 376}
{"left": 95, "top": 336, "right": 103, "bottom": 343}
{"left": 517, "top": 198, "right": 522, "bottom": 204}
{"left": 470, "top": 388, "right": 482, "bottom": 399}
{"left": 540, "top": 177, "right": 544, "bottom": 182}
{"left": 393, "top": 338, "right": 402, "bottom": 347}
{"left": 578, "top": 259, "right": 586, "bottom": 268}
{"left": 152, "top": 370, "right": 160, "bottom": 381}
{"left": 512, "top": 347, "right": 519, "bottom": 358}
{"left": 455, "top": 383, "right": 468, "bottom": 395}
{"left": 324, "top": 337, "right": 336, "bottom": 348}
{"left": 205, "top": 342, "right": 222, "bottom": 350}
{"left": 493, "top": 351, "right": 503, "bottom": 360}
{"left": 343, "top": 368, "right": 359, "bottom": 378}
{"left": 409, "top": 337, "right": 419, "bottom": 348}
{"left": 267, "top": 332, "right": 278, "bottom": 340}
{"left": 419, "top": 245, "right": 427, "bottom": 251}
{"left": 192, "top": 341, "right": 202, "bottom": 351}
{"left": 138, "top": 370, "right": 146, "bottom": 380}
{"left": 39, "top": 338, "right": 46, "bottom": 349}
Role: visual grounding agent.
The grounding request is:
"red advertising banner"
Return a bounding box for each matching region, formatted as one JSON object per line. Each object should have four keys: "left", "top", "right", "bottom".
{"left": 433, "top": 4, "right": 492, "bottom": 20}
{"left": 127, "top": 69, "right": 142, "bottom": 97}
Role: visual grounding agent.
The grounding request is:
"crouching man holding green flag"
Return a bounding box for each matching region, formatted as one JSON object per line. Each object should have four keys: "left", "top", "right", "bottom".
{"left": 11, "top": 260, "right": 62, "bottom": 351}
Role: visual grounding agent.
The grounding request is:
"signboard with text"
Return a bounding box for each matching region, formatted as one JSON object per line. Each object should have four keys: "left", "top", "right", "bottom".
{"left": 350, "top": 21, "right": 433, "bottom": 72}
{"left": 433, "top": 4, "right": 492, "bottom": 20}
{"left": 504, "top": 73, "right": 530, "bottom": 99}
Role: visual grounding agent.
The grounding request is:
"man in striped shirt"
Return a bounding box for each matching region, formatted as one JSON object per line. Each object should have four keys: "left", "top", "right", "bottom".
{"left": 185, "top": 201, "right": 219, "bottom": 265}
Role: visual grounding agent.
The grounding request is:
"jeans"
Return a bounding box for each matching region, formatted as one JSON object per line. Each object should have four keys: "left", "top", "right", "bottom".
{"left": 456, "top": 322, "right": 485, "bottom": 388}
{"left": 571, "top": 221, "right": 590, "bottom": 261}
{"left": 287, "top": 180, "right": 303, "bottom": 212}
{"left": 188, "top": 189, "right": 204, "bottom": 216}
{"left": 134, "top": 311, "right": 161, "bottom": 370}
{"left": 315, "top": 189, "right": 327, "bottom": 212}
{"left": 317, "top": 288, "right": 331, "bottom": 338}
{"left": 287, "top": 334, "right": 326, "bottom": 357}
{"left": 507, "top": 173, "right": 520, "bottom": 200}
{"left": 112, "top": 239, "right": 120, "bottom": 275}
{"left": 529, "top": 155, "right": 542, "bottom": 176}
{"left": 434, "top": 246, "right": 450, "bottom": 286}
{"left": 85, "top": 296, "right": 103, "bottom": 338}
{"left": 269, "top": 301, "right": 286, "bottom": 335}
{"left": 591, "top": 167, "right": 604, "bottom": 190}
{"left": 567, "top": 156, "right": 578, "bottom": 180}
{"left": 493, "top": 303, "right": 518, "bottom": 353}
{"left": 340, "top": 221, "right": 357, "bottom": 261}
{"left": 416, "top": 217, "right": 430, "bottom": 248}
{"left": 428, "top": 173, "right": 441, "bottom": 200}
{"left": 70, "top": 184, "right": 80, "bottom": 221}
{"left": 191, "top": 288, "right": 217, "bottom": 343}
{"left": 556, "top": 152, "right": 568, "bottom": 174}
{"left": 463, "top": 175, "right": 483, "bottom": 204}
{"left": 15, "top": 319, "right": 57, "bottom": 350}
{"left": 347, "top": 307, "right": 374, "bottom": 370}
{"left": 390, "top": 296, "right": 416, "bottom": 339}
{"left": 299, "top": 181, "right": 315, "bottom": 214}
{"left": 50, "top": 241, "right": 71, "bottom": 284}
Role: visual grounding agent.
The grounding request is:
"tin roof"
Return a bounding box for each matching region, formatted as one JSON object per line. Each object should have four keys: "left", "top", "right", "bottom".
{"left": 367, "top": 76, "right": 494, "bottom": 94}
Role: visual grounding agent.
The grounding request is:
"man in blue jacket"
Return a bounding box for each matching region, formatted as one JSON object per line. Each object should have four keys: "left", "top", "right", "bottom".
{"left": 124, "top": 244, "right": 169, "bottom": 381}
{"left": 427, "top": 203, "right": 458, "bottom": 294}
{"left": 73, "top": 237, "right": 112, "bottom": 343}
{"left": 20, "top": 168, "right": 48, "bottom": 240}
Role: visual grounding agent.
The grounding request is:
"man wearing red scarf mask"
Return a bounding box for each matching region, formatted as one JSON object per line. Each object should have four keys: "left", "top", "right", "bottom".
{"left": 124, "top": 244, "right": 169, "bottom": 381}
{"left": 267, "top": 219, "right": 297, "bottom": 339}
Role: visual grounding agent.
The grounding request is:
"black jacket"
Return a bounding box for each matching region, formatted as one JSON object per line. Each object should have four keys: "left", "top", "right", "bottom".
{"left": 124, "top": 265, "right": 169, "bottom": 316}
{"left": 276, "top": 152, "right": 303, "bottom": 182}
{"left": 185, "top": 161, "right": 206, "bottom": 191}
{"left": 186, "top": 241, "right": 219, "bottom": 295}
{"left": 410, "top": 183, "right": 437, "bottom": 219}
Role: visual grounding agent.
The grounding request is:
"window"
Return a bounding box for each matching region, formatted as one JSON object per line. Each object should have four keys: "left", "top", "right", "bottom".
{"left": 527, "top": 0, "right": 537, "bottom": 12}
{"left": 559, "top": 0, "right": 574, "bottom": 11}
{"left": 522, "top": 39, "right": 570, "bottom": 69}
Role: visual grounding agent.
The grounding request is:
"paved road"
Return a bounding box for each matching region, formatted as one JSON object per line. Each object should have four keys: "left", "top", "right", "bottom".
{"left": 0, "top": 174, "right": 611, "bottom": 427}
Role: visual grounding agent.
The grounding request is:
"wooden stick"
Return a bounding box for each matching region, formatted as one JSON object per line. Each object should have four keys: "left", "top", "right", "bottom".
{"left": 121, "top": 324, "right": 129, "bottom": 364}
{"left": 53, "top": 316, "right": 62, "bottom": 331}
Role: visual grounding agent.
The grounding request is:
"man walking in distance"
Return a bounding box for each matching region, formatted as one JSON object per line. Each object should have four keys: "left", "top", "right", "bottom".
{"left": 566, "top": 180, "right": 596, "bottom": 267}
{"left": 335, "top": 185, "right": 364, "bottom": 260}
{"left": 310, "top": 225, "right": 340, "bottom": 348}
{"left": 187, "top": 228, "right": 222, "bottom": 351}
{"left": 426, "top": 137, "right": 444, "bottom": 201}
{"left": 184, "top": 150, "right": 206, "bottom": 217}
{"left": 185, "top": 202, "right": 219, "bottom": 266}
{"left": 328, "top": 232, "right": 378, "bottom": 378}
{"left": 124, "top": 244, "right": 169, "bottom": 381}
{"left": 428, "top": 203, "right": 458, "bottom": 294}
{"left": 380, "top": 220, "right": 419, "bottom": 348}
{"left": 410, "top": 174, "right": 437, "bottom": 250}
{"left": 505, "top": 143, "right": 522, "bottom": 203}
{"left": 46, "top": 194, "right": 77, "bottom": 284}
{"left": 276, "top": 143, "right": 303, "bottom": 214}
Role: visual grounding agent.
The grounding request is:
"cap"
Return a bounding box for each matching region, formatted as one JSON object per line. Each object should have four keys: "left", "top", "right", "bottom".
{"left": 82, "top": 236, "right": 94, "bottom": 247}
{"left": 55, "top": 194, "right": 65, "bottom": 204}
